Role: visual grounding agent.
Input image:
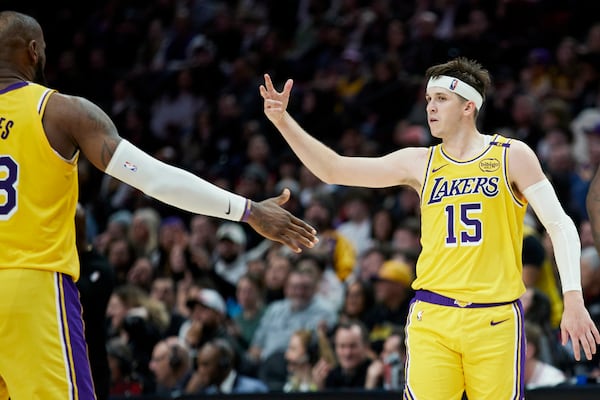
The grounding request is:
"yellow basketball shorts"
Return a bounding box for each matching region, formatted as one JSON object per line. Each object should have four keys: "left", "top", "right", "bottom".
{"left": 404, "top": 290, "right": 525, "bottom": 400}
{"left": 0, "top": 269, "right": 95, "bottom": 400}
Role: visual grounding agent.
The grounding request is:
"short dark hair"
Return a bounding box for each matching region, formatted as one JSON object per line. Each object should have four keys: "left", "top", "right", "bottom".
{"left": 334, "top": 320, "right": 370, "bottom": 345}
{"left": 425, "top": 57, "right": 492, "bottom": 102}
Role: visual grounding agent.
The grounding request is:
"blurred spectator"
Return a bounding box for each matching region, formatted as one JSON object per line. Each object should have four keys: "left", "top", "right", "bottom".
{"left": 150, "top": 276, "right": 186, "bottom": 337}
{"left": 337, "top": 188, "right": 373, "bottom": 258}
{"left": 303, "top": 192, "right": 356, "bottom": 282}
{"left": 213, "top": 222, "right": 250, "bottom": 299}
{"left": 107, "top": 337, "right": 144, "bottom": 397}
{"left": 263, "top": 246, "right": 294, "bottom": 304}
{"left": 106, "top": 237, "right": 136, "bottom": 285}
{"left": 94, "top": 209, "right": 133, "bottom": 255}
{"left": 179, "top": 288, "right": 240, "bottom": 357}
{"left": 296, "top": 252, "right": 345, "bottom": 312}
{"left": 127, "top": 256, "right": 155, "bottom": 292}
{"left": 356, "top": 245, "right": 388, "bottom": 283}
{"left": 319, "top": 321, "right": 373, "bottom": 390}
{"left": 368, "top": 207, "right": 397, "bottom": 250}
{"left": 525, "top": 322, "right": 567, "bottom": 389}
{"left": 149, "top": 337, "right": 193, "bottom": 397}
{"left": 186, "top": 338, "right": 268, "bottom": 395}
{"left": 230, "top": 273, "right": 266, "bottom": 350}
{"left": 339, "top": 279, "right": 375, "bottom": 326}
{"left": 365, "top": 328, "right": 406, "bottom": 390}
{"left": 248, "top": 266, "right": 338, "bottom": 363}
{"left": 522, "top": 227, "right": 563, "bottom": 330}
{"left": 283, "top": 330, "right": 320, "bottom": 392}
{"left": 363, "top": 260, "right": 414, "bottom": 353}
{"left": 129, "top": 207, "right": 162, "bottom": 267}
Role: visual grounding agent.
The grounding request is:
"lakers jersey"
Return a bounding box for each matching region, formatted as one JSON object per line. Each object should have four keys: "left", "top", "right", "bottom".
{"left": 0, "top": 82, "right": 80, "bottom": 279}
{"left": 414, "top": 134, "right": 527, "bottom": 303}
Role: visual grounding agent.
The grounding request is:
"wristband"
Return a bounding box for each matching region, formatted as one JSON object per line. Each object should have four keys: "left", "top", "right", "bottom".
{"left": 241, "top": 199, "right": 252, "bottom": 222}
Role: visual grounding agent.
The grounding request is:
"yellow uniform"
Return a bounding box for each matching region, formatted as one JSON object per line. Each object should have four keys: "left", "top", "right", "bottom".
{"left": 405, "top": 134, "right": 526, "bottom": 399}
{"left": 0, "top": 82, "right": 94, "bottom": 399}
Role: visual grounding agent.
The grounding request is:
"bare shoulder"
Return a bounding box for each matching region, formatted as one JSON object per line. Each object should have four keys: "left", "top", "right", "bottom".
{"left": 45, "top": 92, "right": 121, "bottom": 170}
{"left": 506, "top": 138, "right": 546, "bottom": 192}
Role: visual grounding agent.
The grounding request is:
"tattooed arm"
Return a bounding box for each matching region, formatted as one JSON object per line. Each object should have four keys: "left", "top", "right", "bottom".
{"left": 43, "top": 93, "right": 120, "bottom": 169}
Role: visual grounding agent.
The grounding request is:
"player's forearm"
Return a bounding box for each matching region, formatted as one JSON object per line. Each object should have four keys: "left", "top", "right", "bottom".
{"left": 105, "top": 140, "right": 248, "bottom": 221}
{"left": 272, "top": 113, "right": 342, "bottom": 184}
{"left": 523, "top": 179, "right": 582, "bottom": 292}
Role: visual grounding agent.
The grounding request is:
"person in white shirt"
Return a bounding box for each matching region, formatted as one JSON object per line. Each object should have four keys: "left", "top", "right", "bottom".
{"left": 525, "top": 321, "right": 567, "bottom": 389}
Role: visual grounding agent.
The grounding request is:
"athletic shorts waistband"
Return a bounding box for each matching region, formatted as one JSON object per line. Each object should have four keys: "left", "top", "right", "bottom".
{"left": 414, "top": 290, "right": 515, "bottom": 308}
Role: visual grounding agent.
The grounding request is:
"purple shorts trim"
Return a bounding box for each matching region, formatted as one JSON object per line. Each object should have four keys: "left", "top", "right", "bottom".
{"left": 414, "top": 290, "right": 515, "bottom": 308}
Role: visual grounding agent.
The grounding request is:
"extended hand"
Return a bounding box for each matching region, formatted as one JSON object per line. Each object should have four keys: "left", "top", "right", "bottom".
{"left": 561, "top": 291, "right": 600, "bottom": 361}
{"left": 246, "top": 188, "right": 318, "bottom": 253}
{"left": 259, "top": 73, "right": 293, "bottom": 124}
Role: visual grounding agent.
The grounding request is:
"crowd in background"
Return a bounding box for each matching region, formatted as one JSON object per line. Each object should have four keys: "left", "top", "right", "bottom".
{"left": 8, "top": 0, "right": 600, "bottom": 398}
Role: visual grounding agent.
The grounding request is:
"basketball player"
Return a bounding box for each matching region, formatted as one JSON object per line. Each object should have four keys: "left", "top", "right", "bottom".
{"left": 261, "top": 58, "right": 600, "bottom": 399}
{"left": 0, "top": 11, "right": 317, "bottom": 400}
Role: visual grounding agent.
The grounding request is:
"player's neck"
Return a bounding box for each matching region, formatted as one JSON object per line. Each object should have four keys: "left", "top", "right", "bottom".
{"left": 441, "top": 130, "right": 485, "bottom": 160}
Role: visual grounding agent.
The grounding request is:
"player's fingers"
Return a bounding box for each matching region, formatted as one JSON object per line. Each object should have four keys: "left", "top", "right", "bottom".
{"left": 264, "top": 99, "right": 283, "bottom": 111}
{"left": 283, "top": 79, "right": 294, "bottom": 96}
{"left": 259, "top": 85, "right": 267, "bottom": 98}
{"left": 278, "top": 233, "right": 301, "bottom": 253}
{"left": 571, "top": 335, "right": 582, "bottom": 361}
{"left": 274, "top": 188, "right": 290, "bottom": 205}
{"left": 581, "top": 334, "right": 593, "bottom": 360}
{"left": 286, "top": 213, "right": 318, "bottom": 236}
{"left": 561, "top": 326, "right": 568, "bottom": 346}
{"left": 587, "top": 330, "right": 598, "bottom": 355}
{"left": 264, "top": 73, "right": 274, "bottom": 92}
{"left": 285, "top": 227, "right": 316, "bottom": 249}
{"left": 592, "top": 325, "right": 600, "bottom": 344}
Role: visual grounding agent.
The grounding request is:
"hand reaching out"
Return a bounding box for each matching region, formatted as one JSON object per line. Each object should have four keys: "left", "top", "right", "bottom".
{"left": 246, "top": 188, "right": 318, "bottom": 253}
{"left": 260, "top": 73, "right": 293, "bottom": 124}
{"left": 561, "top": 291, "right": 600, "bottom": 361}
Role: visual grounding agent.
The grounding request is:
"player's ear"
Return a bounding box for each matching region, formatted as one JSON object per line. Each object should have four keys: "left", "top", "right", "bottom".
{"left": 27, "top": 40, "right": 39, "bottom": 63}
{"left": 463, "top": 100, "right": 476, "bottom": 115}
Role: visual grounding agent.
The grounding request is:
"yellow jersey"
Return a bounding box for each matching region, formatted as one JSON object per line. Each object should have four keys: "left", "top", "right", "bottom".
{"left": 0, "top": 82, "right": 80, "bottom": 279}
{"left": 414, "top": 134, "right": 527, "bottom": 303}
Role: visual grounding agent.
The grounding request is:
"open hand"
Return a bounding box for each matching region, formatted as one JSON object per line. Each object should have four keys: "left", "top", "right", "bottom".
{"left": 246, "top": 188, "right": 318, "bottom": 253}
{"left": 259, "top": 73, "right": 293, "bottom": 124}
{"left": 561, "top": 291, "right": 600, "bottom": 361}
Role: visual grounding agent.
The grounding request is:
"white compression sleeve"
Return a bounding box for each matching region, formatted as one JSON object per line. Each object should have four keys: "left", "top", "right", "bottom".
{"left": 105, "top": 139, "right": 247, "bottom": 221}
{"left": 522, "top": 179, "right": 582, "bottom": 292}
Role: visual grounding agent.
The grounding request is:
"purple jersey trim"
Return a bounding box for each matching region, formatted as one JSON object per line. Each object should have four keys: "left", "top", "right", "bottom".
{"left": 0, "top": 81, "right": 28, "bottom": 95}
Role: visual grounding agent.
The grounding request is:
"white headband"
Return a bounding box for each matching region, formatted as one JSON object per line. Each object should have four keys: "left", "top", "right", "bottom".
{"left": 426, "top": 75, "right": 483, "bottom": 110}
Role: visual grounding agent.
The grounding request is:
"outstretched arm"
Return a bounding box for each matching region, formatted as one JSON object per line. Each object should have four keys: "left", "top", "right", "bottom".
{"left": 509, "top": 140, "right": 600, "bottom": 360}
{"left": 260, "top": 74, "right": 426, "bottom": 191}
{"left": 43, "top": 92, "right": 317, "bottom": 253}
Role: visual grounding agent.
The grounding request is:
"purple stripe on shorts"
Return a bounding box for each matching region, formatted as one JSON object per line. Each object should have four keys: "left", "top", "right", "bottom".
{"left": 414, "top": 290, "right": 515, "bottom": 308}
{"left": 514, "top": 300, "right": 525, "bottom": 400}
{"left": 61, "top": 273, "right": 96, "bottom": 400}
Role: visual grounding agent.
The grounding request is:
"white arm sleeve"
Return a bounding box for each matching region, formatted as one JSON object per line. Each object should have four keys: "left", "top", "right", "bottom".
{"left": 105, "top": 139, "right": 247, "bottom": 221}
{"left": 522, "top": 179, "right": 581, "bottom": 292}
